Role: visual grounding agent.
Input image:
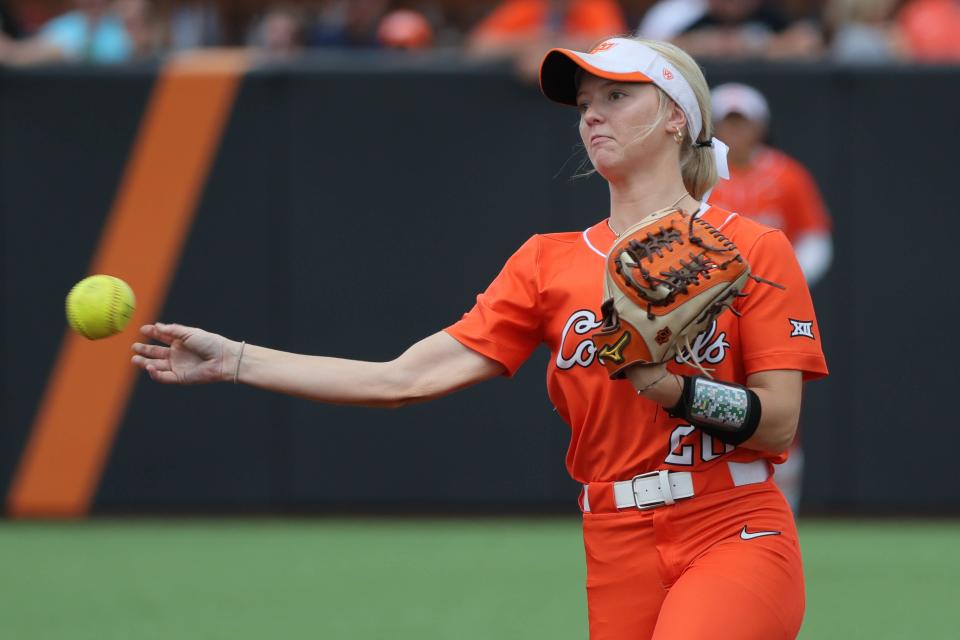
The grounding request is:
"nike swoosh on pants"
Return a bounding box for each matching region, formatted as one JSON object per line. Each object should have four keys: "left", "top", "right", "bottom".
{"left": 740, "top": 526, "right": 782, "bottom": 540}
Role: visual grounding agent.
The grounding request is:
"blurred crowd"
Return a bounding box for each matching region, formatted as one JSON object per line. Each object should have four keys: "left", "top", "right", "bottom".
{"left": 0, "top": 0, "right": 958, "bottom": 66}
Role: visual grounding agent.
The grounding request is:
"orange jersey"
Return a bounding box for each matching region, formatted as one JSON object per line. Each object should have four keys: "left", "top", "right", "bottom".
{"left": 446, "top": 206, "right": 827, "bottom": 484}
{"left": 707, "top": 147, "right": 831, "bottom": 244}
{"left": 471, "top": 0, "right": 627, "bottom": 40}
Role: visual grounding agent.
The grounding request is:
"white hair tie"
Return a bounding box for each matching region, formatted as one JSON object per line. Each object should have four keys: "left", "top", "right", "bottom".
{"left": 711, "top": 138, "right": 730, "bottom": 180}
{"left": 692, "top": 137, "right": 730, "bottom": 180}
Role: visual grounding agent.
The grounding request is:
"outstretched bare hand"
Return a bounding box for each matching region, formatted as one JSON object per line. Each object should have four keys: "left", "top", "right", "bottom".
{"left": 131, "top": 323, "right": 239, "bottom": 385}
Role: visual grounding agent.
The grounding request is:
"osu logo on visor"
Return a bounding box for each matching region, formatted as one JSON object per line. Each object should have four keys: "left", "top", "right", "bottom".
{"left": 589, "top": 41, "right": 617, "bottom": 54}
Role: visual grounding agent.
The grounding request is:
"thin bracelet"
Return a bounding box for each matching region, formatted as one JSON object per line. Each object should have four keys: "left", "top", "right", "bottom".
{"left": 233, "top": 341, "right": 246, "bottom": 385}
{"left": 635, "top": 369, "right": 671, "bottom": 394}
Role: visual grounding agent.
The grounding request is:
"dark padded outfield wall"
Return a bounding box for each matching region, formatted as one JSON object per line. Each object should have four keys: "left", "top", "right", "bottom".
{"left": 0, "top": 68, "right": 155, "bottom": 504}
{"left": 1, "top": 59, "right": 957, "bottom": 515}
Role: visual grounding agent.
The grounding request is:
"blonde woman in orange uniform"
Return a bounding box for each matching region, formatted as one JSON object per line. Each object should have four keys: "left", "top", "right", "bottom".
{"left": 132, "top": 37, "right": 827, "bottom": 639}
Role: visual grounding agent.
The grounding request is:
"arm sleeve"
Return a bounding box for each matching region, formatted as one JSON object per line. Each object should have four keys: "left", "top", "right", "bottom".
{"left": 735, "top": 230, "right": 829, "bottom": 381}
{"left": 792, "top": 232, "right": 833, "bottom": 286}
{"left": 445, "top": 236, "right": 544, "bottom": 376}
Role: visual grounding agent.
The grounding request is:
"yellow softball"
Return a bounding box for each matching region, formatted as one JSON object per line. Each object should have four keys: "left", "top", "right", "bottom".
{"left": 65, "top": 275, "right": 136, "bottom": 340}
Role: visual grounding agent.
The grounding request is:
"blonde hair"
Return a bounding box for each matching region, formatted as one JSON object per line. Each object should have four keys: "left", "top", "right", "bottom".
{"left": 631, "top": 38, "right": 718, "bottom": 200}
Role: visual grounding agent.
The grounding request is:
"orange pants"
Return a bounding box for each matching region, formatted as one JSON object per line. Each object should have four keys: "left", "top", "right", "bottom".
{"left": 582, "top": 478, "right": 803, "bottom": 639}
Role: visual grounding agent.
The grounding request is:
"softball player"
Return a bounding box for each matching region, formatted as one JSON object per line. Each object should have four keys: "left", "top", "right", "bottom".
{"left": 708, "top": 82, "right": 833, "bottom": 288}
{"left": 706, "top": 82, "right": 834, "bottom": 513}
{"left": 132, "top": 37, "right": 827, "bottom": 639}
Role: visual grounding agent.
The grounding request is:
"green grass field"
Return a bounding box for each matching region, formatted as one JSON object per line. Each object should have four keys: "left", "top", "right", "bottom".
{"left": 1, "top": 518, "right": 957, "bottom": 639}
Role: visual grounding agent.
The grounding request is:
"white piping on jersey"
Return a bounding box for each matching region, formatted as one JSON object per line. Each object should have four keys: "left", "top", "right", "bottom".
{"left": 582, "top": 228, "right": 606, "bottom": 258}
{"left": 714, "top": 211, "right": 738, "bottom": 231}
{"left": 582, "top": 204, "right": 716, "bottom": 258}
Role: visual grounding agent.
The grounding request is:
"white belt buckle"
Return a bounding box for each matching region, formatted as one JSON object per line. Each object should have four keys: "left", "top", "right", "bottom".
{"left": 631, "top": 470, "right": 676, "bottom": 509}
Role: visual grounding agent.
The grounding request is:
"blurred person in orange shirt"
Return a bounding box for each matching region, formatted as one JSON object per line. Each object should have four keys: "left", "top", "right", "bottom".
{"left": 707, "top": 82, "right": 832, "bottom": 514}
{"left": 898, "top": 0, "right": 960, "bottom": 61}
{"left": 467, "top": 0, "right": 627, "bottom": 78}
{"left": 708, "top": 83, "right": 832, "bottom": 287}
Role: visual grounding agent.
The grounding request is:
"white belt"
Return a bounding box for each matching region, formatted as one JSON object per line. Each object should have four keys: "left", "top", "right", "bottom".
{"left": 582, "top": 460, "right": 770, "bottom": 513}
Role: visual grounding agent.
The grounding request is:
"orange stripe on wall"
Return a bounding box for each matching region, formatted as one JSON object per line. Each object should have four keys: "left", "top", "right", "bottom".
{"left": 7, "top": 51, "right": 251, "bottom": 517}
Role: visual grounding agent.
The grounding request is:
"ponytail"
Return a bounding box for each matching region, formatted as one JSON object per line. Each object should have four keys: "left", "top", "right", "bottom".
{"left": 680, "top": 142, "right": 719, "bottom": 201}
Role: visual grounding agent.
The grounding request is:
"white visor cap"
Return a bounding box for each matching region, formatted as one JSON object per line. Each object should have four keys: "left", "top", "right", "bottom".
{"left": 540, "top": 37, "right": 705, "bottom": 144}
{"left": 711, "top": 83, "right": 770, "bottom": 123}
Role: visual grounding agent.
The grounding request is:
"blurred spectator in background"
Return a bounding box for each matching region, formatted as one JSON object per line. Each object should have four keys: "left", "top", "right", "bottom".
{"left": 168, "top": 1, "right": 222, "bottom": 51}
{"left": 377, "top": 8, "right": 434, "bottom": 49}
{"left": 116, "top": 0, "right": 162, "bottom": 59}
{"left": 310, "top": 0, "right": 388, "bottom": 48}
{"left": 638, "top": 0, "right": 705, "bottom": 40}
{"left": 669, "top": 0, "right": 823, "bottom": 59}
{"left": 897, "top": 0, "right": 960, "bottom": 61}
{"left": 309, "top": 1, "right": 437, "bottom": 51}
{"left": 1, "top": 0, "right": 21, "bottom": 38}
{"left": 825, "top": 0, "right": 905, "bottom": 63}
{"left": 467, "top": 0, "right": 627, "bottom": 78}
{"left": 250, "top": 4, "right": 306, "bottom": 60}
{"left": 707, "top": 83, "right": 833, "bottom": 514}
{"left": 0, "top": 0, "right": 139, "bottom": 64}
{"left": 709, "top": 83, "right": 832, "bottom": 286}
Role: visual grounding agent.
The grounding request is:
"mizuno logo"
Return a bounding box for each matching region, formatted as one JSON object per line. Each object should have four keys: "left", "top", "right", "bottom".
{"left": 597, "top": 332, "right": 630, "bottom": 364}
{"left": 740, "top": 526, "right": 781, "bottom": 540}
